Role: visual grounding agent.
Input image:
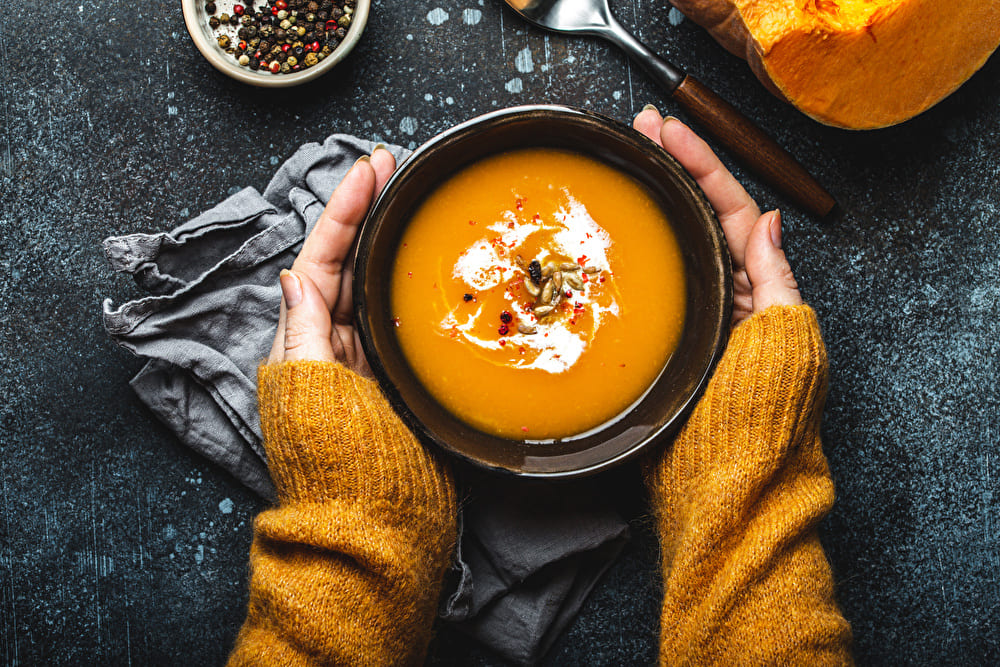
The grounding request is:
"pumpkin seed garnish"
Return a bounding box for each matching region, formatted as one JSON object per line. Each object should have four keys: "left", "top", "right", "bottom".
{"left": 523, "top": 277, "right": 540, "bottom": 297}
{"left": 564, "top": 272, "right": 584, "bottom": 290}
{"left": 540, "top": 279, "right": 554, "bottom": 304}
{"left": 514, "top": 253, "right": 606, "bottom": 323}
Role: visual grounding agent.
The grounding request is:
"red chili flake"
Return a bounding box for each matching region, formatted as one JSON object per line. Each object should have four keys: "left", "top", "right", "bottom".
{"left": 582, "top": 273, "right": 589, "bottom": 282}
{"left": 407, "top": 271, "right": 413, "bottom": 277}
{"left": 532, "top": 214, "right": 541, "bottom": 223}
{"left": 508, "top": 222, "right": 515, "bottom": 229}
{"left": 391, "top": 317, "right": 401, "bottom": 327}
{"left": 499, "top": 339, "right": 507, "bottom": 346}
{"left": 498, "top": 324, "right": 509, "bottom": 335}
{"left": 500, "top": 311, "right": 512, "bottom": 324}
{"left": 577, "top": 255, "right": 588, "bottom": 265}
{"left": 564, "top": 290, "right": 572, "bottom": 298}
{"left": 519, "top": 347, "right": 525, "bottom": 355}
{"left": 585, "top": 232, "right": 592, "bottom": 239}
{"left": 515, "top": 197, "right": 524, "bottom": 211}
{"left": 619, "top": 363, "right": 626, "bottom": 367}
{"left": 521, "top": 426, "right": 529, "bottom": 433}
{"left": 468, "top": 220, "right": 476, "bottom": 225}
{"left": 569, "top": 319, "right": 576, "bottom": 325}
{"left": 599, "top": 276, "right": 606, "bottom": 283}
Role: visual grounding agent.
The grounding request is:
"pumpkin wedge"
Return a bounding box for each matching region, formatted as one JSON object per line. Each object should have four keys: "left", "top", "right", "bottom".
{"left": 669, "top": 0, "right": 1000, "bottom": 129}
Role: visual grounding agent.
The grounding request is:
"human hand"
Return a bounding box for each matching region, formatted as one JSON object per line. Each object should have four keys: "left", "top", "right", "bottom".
{"left": 633, "top": 107, "right": 802, "bottom": 326}
{"left": 267, "top": 147, "right": 397, "bottom": 374}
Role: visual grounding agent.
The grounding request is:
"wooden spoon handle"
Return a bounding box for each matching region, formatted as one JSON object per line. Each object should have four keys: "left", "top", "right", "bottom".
{"left": 672, "top": 75, "right": 837, "bottom": 218}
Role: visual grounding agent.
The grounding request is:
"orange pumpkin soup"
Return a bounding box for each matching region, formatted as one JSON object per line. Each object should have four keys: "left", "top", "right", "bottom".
{"left": 390, "top": 148, "right": 685, "bottom": 440}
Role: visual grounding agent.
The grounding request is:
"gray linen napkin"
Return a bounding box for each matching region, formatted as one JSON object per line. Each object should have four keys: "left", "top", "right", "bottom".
{"left": 102, "top": 133, "right": 629, "bottom": 664}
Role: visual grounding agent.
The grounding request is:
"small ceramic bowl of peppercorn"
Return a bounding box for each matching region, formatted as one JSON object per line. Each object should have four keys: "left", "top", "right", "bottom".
{"left": 182, "top": 0, "right": 369, "bottom": 86}
{"left": 354, "top": 105, "right": 733, "bottom": 478}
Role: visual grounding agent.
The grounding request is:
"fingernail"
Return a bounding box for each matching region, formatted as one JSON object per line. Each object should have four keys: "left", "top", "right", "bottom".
{"left": 769, "top": 210, "right": 783, "bottom": 249}
{"left": 354, "top": 154, "right": 371, "bottom": 166}
{"left": 280, "top": 269, "right": 302, "bottom": 308}
{"left": 664, "top": 115, "right": 681, "bottom": 124}
{"left": 641, "top": 104, "right": 659, "bottom": 113}
{"left": 372, "top": 143, "right": 387, "bottom": 153}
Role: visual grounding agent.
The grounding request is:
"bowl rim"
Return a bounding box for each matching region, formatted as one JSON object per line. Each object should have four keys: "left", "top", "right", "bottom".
{"left": 180, "top": 0, "right": 370, "bottom": 88}
{"left": 354, "top": 104, "right": 732, "bottom": 478}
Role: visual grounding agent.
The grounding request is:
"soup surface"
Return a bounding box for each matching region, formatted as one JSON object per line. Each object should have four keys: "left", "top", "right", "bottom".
{"left": 390, "top": 148, "right": 685, "bottom": 440}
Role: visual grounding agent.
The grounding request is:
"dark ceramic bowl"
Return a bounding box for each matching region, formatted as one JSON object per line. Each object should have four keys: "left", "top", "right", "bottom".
{"left": 354, "top": 105, "right": 732, "bottom": 477}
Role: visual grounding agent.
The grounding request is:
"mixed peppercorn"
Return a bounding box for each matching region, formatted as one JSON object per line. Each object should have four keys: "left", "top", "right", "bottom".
{"left": 204, "top": 0, "right": 356, "bottom": 74}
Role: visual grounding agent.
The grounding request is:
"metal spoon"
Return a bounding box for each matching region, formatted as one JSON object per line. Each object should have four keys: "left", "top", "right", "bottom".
{"left": 502, "top": 0, "right": 836, "bottom": 218}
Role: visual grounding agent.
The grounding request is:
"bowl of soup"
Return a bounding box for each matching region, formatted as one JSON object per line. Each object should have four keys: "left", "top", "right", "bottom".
{"left": 354, "top": 105, "right": 732, "bottom": 477}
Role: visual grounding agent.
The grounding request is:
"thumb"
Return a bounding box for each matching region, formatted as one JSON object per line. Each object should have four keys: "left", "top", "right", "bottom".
{"left": 279, "top": 269, "right": 337, "bottom": 362}
{"left": 744, "top": 210, "right": 803, "bottom": 314}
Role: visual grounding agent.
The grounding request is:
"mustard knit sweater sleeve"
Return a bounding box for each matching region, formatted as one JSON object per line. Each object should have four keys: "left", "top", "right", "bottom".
{"left": 645, "top": 304, "right": 853, "bottom": 664}
{"left": 227, "top": 362, "right": 457, "bottom": 667}
{"left": 229, "top": 306, "right": 849, "bottom": 665}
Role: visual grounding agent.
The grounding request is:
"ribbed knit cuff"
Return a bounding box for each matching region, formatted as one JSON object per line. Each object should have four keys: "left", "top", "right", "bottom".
{"left": 641, "top": 305, "right": 852, "bottom": 664}
{"left": 258, "top": 361, "right": 455, "bottom": 517}
{"left": 646, "top": 304, "right": 828, "bottom": 497}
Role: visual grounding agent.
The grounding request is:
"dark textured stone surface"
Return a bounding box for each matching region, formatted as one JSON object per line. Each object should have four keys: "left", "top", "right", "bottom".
{"left": 2, "top": 0, "right": 998, "bottom": 664}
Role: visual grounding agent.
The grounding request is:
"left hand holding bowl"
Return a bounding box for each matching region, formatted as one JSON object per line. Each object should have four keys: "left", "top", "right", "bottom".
{"left": 267, "top": 147, "right": 397, "bottom": 373}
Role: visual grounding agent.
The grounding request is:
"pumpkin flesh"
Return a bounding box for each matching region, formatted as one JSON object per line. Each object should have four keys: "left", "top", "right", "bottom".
{"left": 672, "top": 0, "right": 1000, "bottom": 129}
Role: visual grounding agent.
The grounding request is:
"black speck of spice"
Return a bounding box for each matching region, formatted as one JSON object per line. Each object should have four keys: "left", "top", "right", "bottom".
{"left": 463, "top": 293, "right": 474, "bottom": 302}
{"left": 528, "top": 259, "right": 542, "bottom": 284}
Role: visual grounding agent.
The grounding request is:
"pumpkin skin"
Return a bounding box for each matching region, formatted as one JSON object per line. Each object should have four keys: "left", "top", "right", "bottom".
{"left": 669, "top": 0, "right": 1000, "bottom": 129}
